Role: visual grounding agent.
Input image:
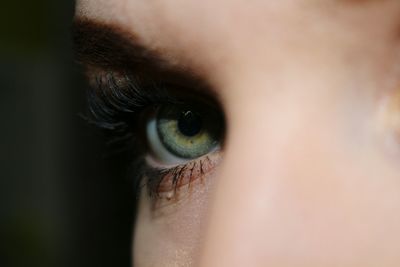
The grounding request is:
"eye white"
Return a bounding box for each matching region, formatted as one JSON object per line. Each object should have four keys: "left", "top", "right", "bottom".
{"left": 146, "top": 116, "right": 189, "bottom": 166}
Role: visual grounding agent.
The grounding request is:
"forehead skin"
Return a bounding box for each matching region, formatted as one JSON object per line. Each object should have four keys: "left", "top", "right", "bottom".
{"left": 76, "top": 0, "right": 400, "bottom": 87}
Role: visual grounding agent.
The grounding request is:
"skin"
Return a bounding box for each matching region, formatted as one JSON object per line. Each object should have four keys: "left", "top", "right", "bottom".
{"left": 75, "top": 0, "right": 400, "bottom": 266}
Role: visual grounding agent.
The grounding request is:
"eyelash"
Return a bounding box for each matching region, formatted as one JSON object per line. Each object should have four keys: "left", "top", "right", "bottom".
{"left": 144, "top": 156, "right": 216, "bottom": 199}
{"left": 84, "top": 72, "right": 220, "bottom": 201}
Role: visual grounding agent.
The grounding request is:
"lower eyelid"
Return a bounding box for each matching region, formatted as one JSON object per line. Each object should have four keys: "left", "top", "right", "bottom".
{"left": 144, "top": 152, "right": 222, "bottom": 200}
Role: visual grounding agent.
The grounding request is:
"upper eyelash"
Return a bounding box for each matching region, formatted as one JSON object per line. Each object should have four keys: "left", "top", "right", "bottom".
{"left": 84, "top": 72, "right": 219, "bottom": 201}
{"left": 83, "top": 72, "right": 184, "bottom": 156}
{"left": 82, "top": 72, "right": 179, "bottom": 194}
{"left": 85, "top": 73, "right": 176, "bottom": 131}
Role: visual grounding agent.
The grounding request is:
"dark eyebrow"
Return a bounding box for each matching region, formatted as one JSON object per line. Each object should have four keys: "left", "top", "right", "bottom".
{"left": 72, "top": 18, "right": 184, "bottom": 74}
{"left": 71, "top": 18, "right": 218, "bottom": 99}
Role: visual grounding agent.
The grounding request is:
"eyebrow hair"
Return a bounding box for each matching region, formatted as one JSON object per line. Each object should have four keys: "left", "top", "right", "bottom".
{"left": 72, "top": 18, "right": 185, "bottom": 74}
{"left": 72, "top": 18, "right": 218, "bottom": 100}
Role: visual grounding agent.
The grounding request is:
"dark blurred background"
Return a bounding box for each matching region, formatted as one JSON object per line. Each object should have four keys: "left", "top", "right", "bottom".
{"left": 1, "top": 1, "right": 134, "bottom": 267}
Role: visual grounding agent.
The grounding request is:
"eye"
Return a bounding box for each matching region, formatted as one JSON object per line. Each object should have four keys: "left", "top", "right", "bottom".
{"left": 146, "top": 101, "right": 224, "bottom": 165}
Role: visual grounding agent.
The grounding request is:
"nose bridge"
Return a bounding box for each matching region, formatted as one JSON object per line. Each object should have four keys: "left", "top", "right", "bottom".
{"left": 198, "top": 85, "right": 352, "bottom": 266}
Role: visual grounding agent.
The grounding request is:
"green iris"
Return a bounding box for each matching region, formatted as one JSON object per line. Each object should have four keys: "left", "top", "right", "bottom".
{"left": 156, "top": 104, "right": 223, "bottom": 159}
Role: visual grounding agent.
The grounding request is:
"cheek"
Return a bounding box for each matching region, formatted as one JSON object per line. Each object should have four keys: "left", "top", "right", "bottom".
{"left": 197, "top": 82, "right": 400, "bottom": 265}
{"left": 132, "top": 78, "right": 400, "bottom": 266}
{"left": 133, "top": 169, "right": 217, "bottom": 267}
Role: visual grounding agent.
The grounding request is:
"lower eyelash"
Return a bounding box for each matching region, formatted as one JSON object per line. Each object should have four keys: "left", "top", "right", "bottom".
{"left": 85, "top": 72, "right": 224, "bottom": 204}
{"left": 143, "top": 156, "right": 216, "bottom": 201}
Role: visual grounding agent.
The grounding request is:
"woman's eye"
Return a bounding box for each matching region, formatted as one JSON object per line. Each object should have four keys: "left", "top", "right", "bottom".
{"left": 146, "top": 101, "right": 224, "bottom": 165}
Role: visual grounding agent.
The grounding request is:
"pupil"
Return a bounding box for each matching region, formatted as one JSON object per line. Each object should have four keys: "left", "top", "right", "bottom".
{"left": 178, "top": 110, "right": 202, "bottom": 137}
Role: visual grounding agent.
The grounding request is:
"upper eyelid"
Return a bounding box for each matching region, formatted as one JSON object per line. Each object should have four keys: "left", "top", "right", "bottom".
{"left": 89, "top": 70, "right": 220, "bottom": 108}
{"left": 85, "top": 71, "right": 226, "bottom": 150}
{"left": 82, "top": 72, "right": 226, "bottom": 201}
{"left": 85, "top": 71, "right": 221, "bottom": 133}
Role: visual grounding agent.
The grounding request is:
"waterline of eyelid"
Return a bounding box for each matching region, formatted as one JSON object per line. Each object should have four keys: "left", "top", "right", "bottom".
{"left": 144, "top": 146, "right": 222, "bottom": 170}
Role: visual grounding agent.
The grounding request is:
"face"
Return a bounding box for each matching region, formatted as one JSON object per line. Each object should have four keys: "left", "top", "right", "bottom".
{"left": 74, "top": 0, "right": 400, "bottom": 266}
